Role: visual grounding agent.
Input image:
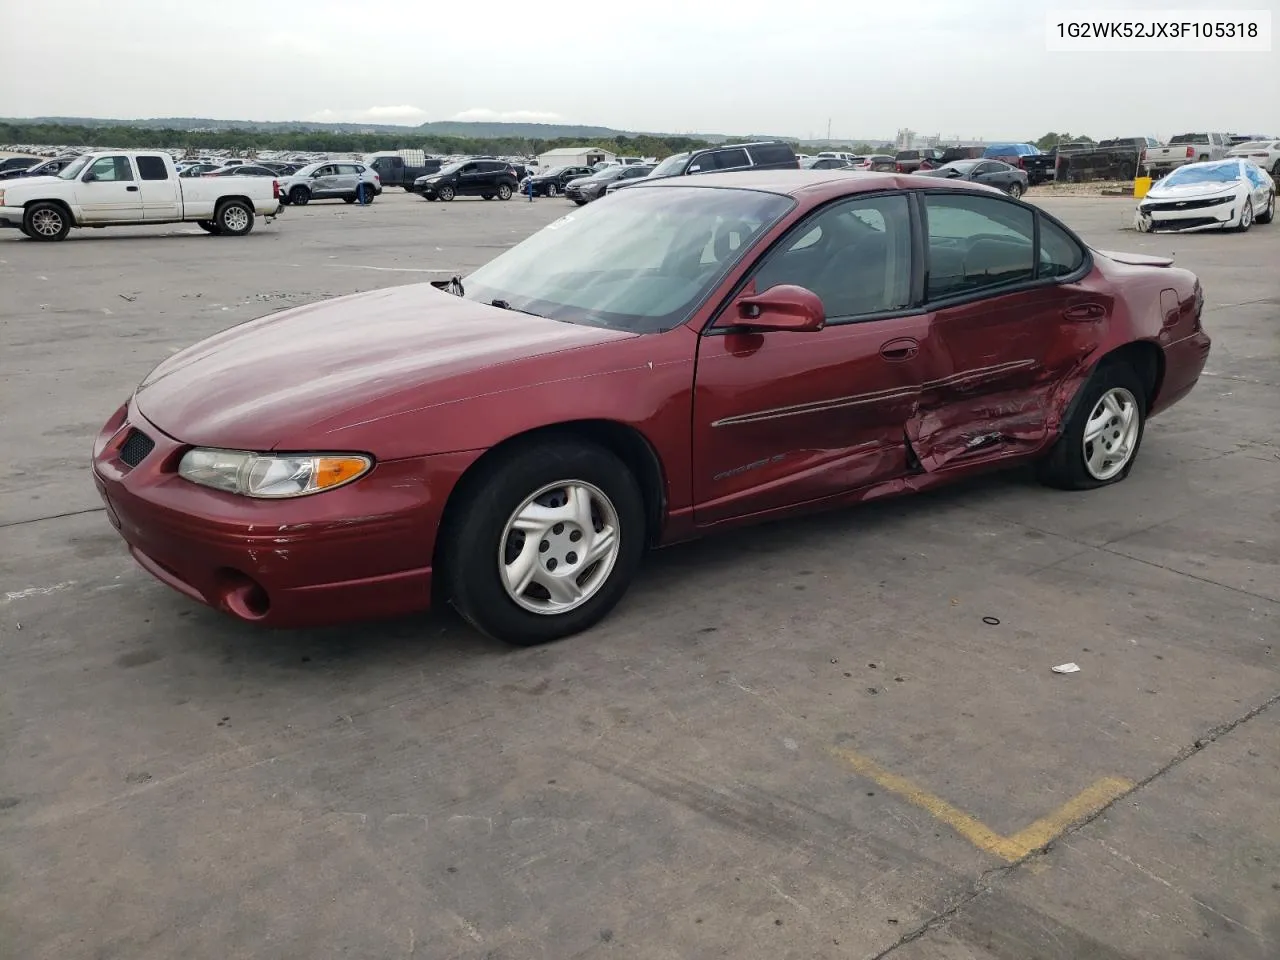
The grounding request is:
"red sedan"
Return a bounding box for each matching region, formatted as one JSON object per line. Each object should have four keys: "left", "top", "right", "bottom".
{"left": 92, "top": 171, "right": 1211, "bottom": 645}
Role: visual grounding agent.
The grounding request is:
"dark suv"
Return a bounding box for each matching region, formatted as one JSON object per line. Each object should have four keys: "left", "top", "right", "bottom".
{"left": 415, "top": 159, "right": 518, "bottom": 201}
{"left": 651, "top": 140, "right": 798, "bottom": 178}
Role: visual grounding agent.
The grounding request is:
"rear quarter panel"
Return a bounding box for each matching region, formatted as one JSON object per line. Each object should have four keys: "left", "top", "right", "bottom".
{"left": 178, "top": 176, "right": 277, "bottom": 219}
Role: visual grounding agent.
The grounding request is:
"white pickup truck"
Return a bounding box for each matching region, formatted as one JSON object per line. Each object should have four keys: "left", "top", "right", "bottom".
{"left": 0, "top": 151, "right": 283, "bottom": 241}
{"left": 1143, "top": 133, "right": 1232, "bottom": 178}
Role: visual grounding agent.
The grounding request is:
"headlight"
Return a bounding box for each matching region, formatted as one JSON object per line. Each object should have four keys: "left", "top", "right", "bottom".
{"left": 178, "top": 449, "right": 372, "bottom": 498}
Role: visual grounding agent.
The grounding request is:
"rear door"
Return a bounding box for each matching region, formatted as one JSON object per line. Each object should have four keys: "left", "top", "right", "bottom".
{"left": 74, "top": 155, "right": 144, "bottom": 222}
{"left": 711, "top": 147, "right": 751, "bottom": 172}
{"left": 134, "top": 154, "right": 180, "bottom": 220}
{"left": 910, "top": 191, "right": 1095, "bottom": 470}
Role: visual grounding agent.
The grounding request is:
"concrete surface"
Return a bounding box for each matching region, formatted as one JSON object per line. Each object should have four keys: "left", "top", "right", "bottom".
{"left": 1, "top": 189, "right": 1277, "bottom": 960}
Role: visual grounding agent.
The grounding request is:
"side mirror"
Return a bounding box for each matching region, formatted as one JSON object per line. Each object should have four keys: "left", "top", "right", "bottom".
{"left": 717, "top": 284, "right": 825, "bottom": 333}
{"left": 82, "top": 171, "right": 97, "bottom": 183}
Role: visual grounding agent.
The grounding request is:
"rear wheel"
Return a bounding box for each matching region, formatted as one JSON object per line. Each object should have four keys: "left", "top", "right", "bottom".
{"left": 289, "top": 186, "right": 310, "bottom": 206}
{"left": 1006, "top": 181, "right": 1024, "bottom": 199}
{"left": 1036, "top": 363, "right": 1146, "bottom": 490}
{"left": 546, "top": 183, "right": 559, "bottom": 197}
{"left": 23, "top": 202, "right": 71, "bottom": 241}
{"left": 214, "top": 200, "right": 254, "bottom": 237}
{"left": 438, "top": 185, "right": 455, "bottom": 202}
{"left": 497, "top": 183, "right": 513, "bottom": 201}
{"left": 443, "top": 440, "right": 646, "bottom": 646}
{"left": 343, "top": 196, "right": 356, "bottom": 204}
{"left": 196, "top": 220, "right": 222, "bottom": 235}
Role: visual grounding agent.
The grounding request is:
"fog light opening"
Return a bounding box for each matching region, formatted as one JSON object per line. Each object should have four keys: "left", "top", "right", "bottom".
{"left": 215, "top": 569, "right": 270, "bottom": 620}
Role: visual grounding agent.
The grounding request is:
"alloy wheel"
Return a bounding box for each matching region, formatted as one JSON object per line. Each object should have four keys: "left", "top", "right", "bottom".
{"left": 1082, "top": 387, "right": 1140, "bottom": 480}
{"left": 498, "top": 480, "right": 621, "bottom": 615}
{"left": 31, "top": 208, "right": 64, "bottom": 237}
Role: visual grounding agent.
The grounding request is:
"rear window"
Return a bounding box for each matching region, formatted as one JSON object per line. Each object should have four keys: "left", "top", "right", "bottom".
{"left": 135, "top": 156, "right": 170, "bottom": 181}
{"left": 746, "top": 143, "right": 796, "bottom": 166}
{"left": 1169, "top": 134, "right": 1206, "bottom": 144}
{"left": 896, "top": 151, "right": 920, "bottom": 160}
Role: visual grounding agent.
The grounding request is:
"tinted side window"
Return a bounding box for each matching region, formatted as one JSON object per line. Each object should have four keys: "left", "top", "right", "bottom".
{"left": 925, "top": 193, "right": 1035, "bottom": 300}
{"left": 136, "top": 156, "right": 169, "bottom": 181}
{"left": 713, "top": 148, "right": 750, "bottom": 170}
{"left": 1038, "top": 217, "right": 1085, "bottom": 278}
{"left": 746, "top": 143, "right": 795, "bottom": 166}
{"left": 752, "top": 194, "right": 913, "bottom": 320}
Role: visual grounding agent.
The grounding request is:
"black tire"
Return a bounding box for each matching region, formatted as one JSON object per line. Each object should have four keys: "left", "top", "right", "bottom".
{"left": 1006, "top": 181, "right": 1024, "bottom": 199}
{"left": 438, "top": 185, "right": 456, "bottom": 202}
{"left": 403, "top": 185, "right": 416, "bottom": 192}
{"left": 289, "top": 186, "right": 310, "bottom": 206}
{"left": 1236, "top": 199, "right": 1254, "bottom": 232}
{"left": 546, "top": 183, "right": 559, "bottom": 197}
{"left": 343, "top": 196, "right": 356, "bottom": 204}
{"left": 1035, "top": 363, "right": 1147, "bottom": 491}
{"left": 214, "top": 200, "right": 254, "bottom": 237}
{"left": 196, "top": 220, "right": 222, "bottom": 235}
{"left": 443, "top": 440, "right": 647, "bottom": 646}
{"left": 1256, "top": 191, "right": 1275, "bottom": 224}
{"left": 360, "top": 184, "right": 375, "bottom": 204}
{"left": 23, "top": 202, "right": 71, "bottom": 241}
{"left": 497, "top": 183, "right": 513, "bottom": 201}
{"left": 481, "top": 193, "right": 494, "bottom": 201}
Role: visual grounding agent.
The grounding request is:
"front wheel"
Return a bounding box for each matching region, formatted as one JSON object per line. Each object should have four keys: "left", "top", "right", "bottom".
{"left": 443, "top": 441, "right": 647, "bottom": 645}
{"left": 438, "top": 185, "right": 455, "bottom": 201}
{"left": 1036, "top": 364, "right": 1146, "bottom": 490}
{"left": 545, "top": 183, "right": 559, "bottom": 197}
{"left": 215, "top": 200, "right": 254, "bottom": 237}
{"left": 1236, "top": 199, "right": 1254, "bottom": 232}
{"left": 1006, "top": 181, "right": 1024, "bottom": 199}
{"left": 497, "top": 183, "right": 513, "bottom": 201}
{"left": 289, "top": 187, "right": 310, "bottom": 206}
{"left": 23, "top": 202, "right": 71, "bottom": 241}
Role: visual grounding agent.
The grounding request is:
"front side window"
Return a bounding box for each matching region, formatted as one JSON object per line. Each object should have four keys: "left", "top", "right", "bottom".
{"left": 1038, "top": 217, "right": 1086, "bottom": 278}
{"left": 87, "top": 156, "right": 134, "bottom": 182}
{"left": 925, "top": 193, "right": 1035, "bottom": 300}
{"left": 751, "top": 194, "right": 913, "bottom": 320}
{"left": 462, "top": 186, "right": 793, "bottom": 333}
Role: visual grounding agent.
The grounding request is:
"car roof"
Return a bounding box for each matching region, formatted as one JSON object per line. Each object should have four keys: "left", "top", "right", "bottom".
{"left": 634, "top": 169, "right": 999, "bottom": 199}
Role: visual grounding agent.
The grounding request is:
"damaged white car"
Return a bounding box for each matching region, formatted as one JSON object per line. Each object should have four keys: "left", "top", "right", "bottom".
{"left": 1136, "top": 158, "right": 1275, "bottom": 233}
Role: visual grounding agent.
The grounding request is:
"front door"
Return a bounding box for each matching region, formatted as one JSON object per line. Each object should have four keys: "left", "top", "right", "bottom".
{"left": 74, "top": 155, "right": 144, "bottom": 222}
{"left": 693, "top": 192, "right": 929, "bottom": 526}
{"left": 910, "top": 190, "right": 1097, "bottom": 470}
{"left": 310, "top": 165, "right": 339, "bottom": 197}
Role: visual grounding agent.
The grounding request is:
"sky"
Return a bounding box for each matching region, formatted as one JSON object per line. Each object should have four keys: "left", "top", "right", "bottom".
{"left": 1, "top": 0, "right": 1276, "bottom": 140}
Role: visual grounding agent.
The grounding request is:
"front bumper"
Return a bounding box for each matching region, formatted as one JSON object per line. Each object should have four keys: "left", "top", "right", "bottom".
{"left": 0, "top": 205, "right": 24, "bottom": 227}
{"left": 1135, "top": 195, "right": 1238, "bottom": 232}
{"left": 91, "top": 400, "right": 478, "bottom": 628}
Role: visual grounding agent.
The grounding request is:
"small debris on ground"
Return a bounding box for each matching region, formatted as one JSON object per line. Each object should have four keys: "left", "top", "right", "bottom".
{"left": 1052, "top": 663, "right": 1081, "bottom": 674}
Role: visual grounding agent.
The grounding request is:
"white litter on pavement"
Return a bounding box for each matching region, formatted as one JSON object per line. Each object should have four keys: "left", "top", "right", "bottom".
{"left": 1052, "top": 662, "right": 1081, "bottom": 674}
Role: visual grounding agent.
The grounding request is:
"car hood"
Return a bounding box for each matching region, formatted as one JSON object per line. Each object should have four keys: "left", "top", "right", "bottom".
{"left": 1, "top": 174, "right": 60, "bottom": 190}
{"left": 134, "top": 284, "right": 636, "bottom": 451}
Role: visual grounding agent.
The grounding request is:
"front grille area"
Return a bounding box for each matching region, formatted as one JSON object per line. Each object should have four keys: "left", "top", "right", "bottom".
{"left": 1143, "top": 197, "right": 1229, "bottom": 212}
{"left": 1150, "top": 217, "right": 1222, "bottom": 230}
{"left": 119, "top": 428, "right": 155, "bottom": 467}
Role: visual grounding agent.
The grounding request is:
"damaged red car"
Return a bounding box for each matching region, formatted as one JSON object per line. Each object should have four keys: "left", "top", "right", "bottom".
{"left": 92, "top": 171, "right": 1211, "bottom": 645}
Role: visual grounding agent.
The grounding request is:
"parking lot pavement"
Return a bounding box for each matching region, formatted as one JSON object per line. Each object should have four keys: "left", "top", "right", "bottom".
{"left": 1, "top": 190, "right": 1277, "bottom": 959}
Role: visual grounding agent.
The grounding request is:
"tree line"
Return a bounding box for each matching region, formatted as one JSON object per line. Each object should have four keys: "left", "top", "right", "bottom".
{"left": 0, "top": 122, "right": 716, "bottom": 158}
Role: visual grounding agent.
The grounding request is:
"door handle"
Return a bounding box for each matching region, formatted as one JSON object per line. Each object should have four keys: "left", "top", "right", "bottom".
{"left": 126, "top": 185, "right": 139, "bottom": 192}
{"left": 1063, "top": 303, "right": 1106, "bottom": 321}
{"left": 879, "top": 338, "right": 919, "bottom": 361}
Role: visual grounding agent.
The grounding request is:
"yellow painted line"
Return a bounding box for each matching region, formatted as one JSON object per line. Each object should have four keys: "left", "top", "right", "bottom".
{"left": 834, "top": 747, "right": 1133, "bottom": 862}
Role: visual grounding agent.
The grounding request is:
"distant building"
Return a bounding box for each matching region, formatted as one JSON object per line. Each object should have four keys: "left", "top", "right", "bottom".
{"left": 536, "top": 146, "right": 616, "bottom": 170}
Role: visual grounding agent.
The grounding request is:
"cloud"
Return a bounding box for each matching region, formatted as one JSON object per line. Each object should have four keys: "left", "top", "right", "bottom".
{"left": 451, "top": 108, "right": 563, "bottom": 123}
{"left": 305, "top": 105, "right": 428, "bottom": 124}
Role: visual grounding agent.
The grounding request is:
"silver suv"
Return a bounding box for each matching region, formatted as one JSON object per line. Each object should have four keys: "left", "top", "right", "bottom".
{"left": 278, "top": 161, "right": 382, "bottom": 206}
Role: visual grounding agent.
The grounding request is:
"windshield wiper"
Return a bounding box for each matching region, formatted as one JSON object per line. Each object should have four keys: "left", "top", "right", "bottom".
{"left": 489, "top": 299, "right": 544, "bottom": 318}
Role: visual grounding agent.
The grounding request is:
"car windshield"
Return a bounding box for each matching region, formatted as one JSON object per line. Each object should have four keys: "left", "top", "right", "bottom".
{"left": 462, "top": 186, "right": 794, "bottom": 334}
{"left": 649, "top": 153, "right": 690, "bottom": 177}
{"left": 56, "top": 156, "right": 92, "bottom": 180}
{"left": 1162, "top": 161, "right": 1241, "bottom": 186}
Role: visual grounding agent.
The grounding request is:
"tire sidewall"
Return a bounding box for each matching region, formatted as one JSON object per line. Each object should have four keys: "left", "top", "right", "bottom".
{"left": 216, "top": 201, "right": 254, "bottom": 236}
{"left": 290, "top": 187, "right": 309, "bottom": 205}
{"left": 446, "top": 442, "right": 646, "bottom": 645}
{"left": 24, "top": 202, "right": 70, "bottom": 241}
{"left": 439, "top": 186, "right": 455, "bottom": 201}
{"left": 497, "top": 183, "right": 513, "bottom": 200}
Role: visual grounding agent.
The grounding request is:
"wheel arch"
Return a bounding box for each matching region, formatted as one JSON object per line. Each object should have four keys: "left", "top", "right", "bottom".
{"left": 1061, "top": 339, "right": 1165, "bottom": 430}
{"left": 432, "top": 419, "right": 669, "bottom": 580}
{"left": 24, "top": 197, "right": 75, "bottom": 225}
{"left": 214, "top": 194, "right": 253, "bottom": 214}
